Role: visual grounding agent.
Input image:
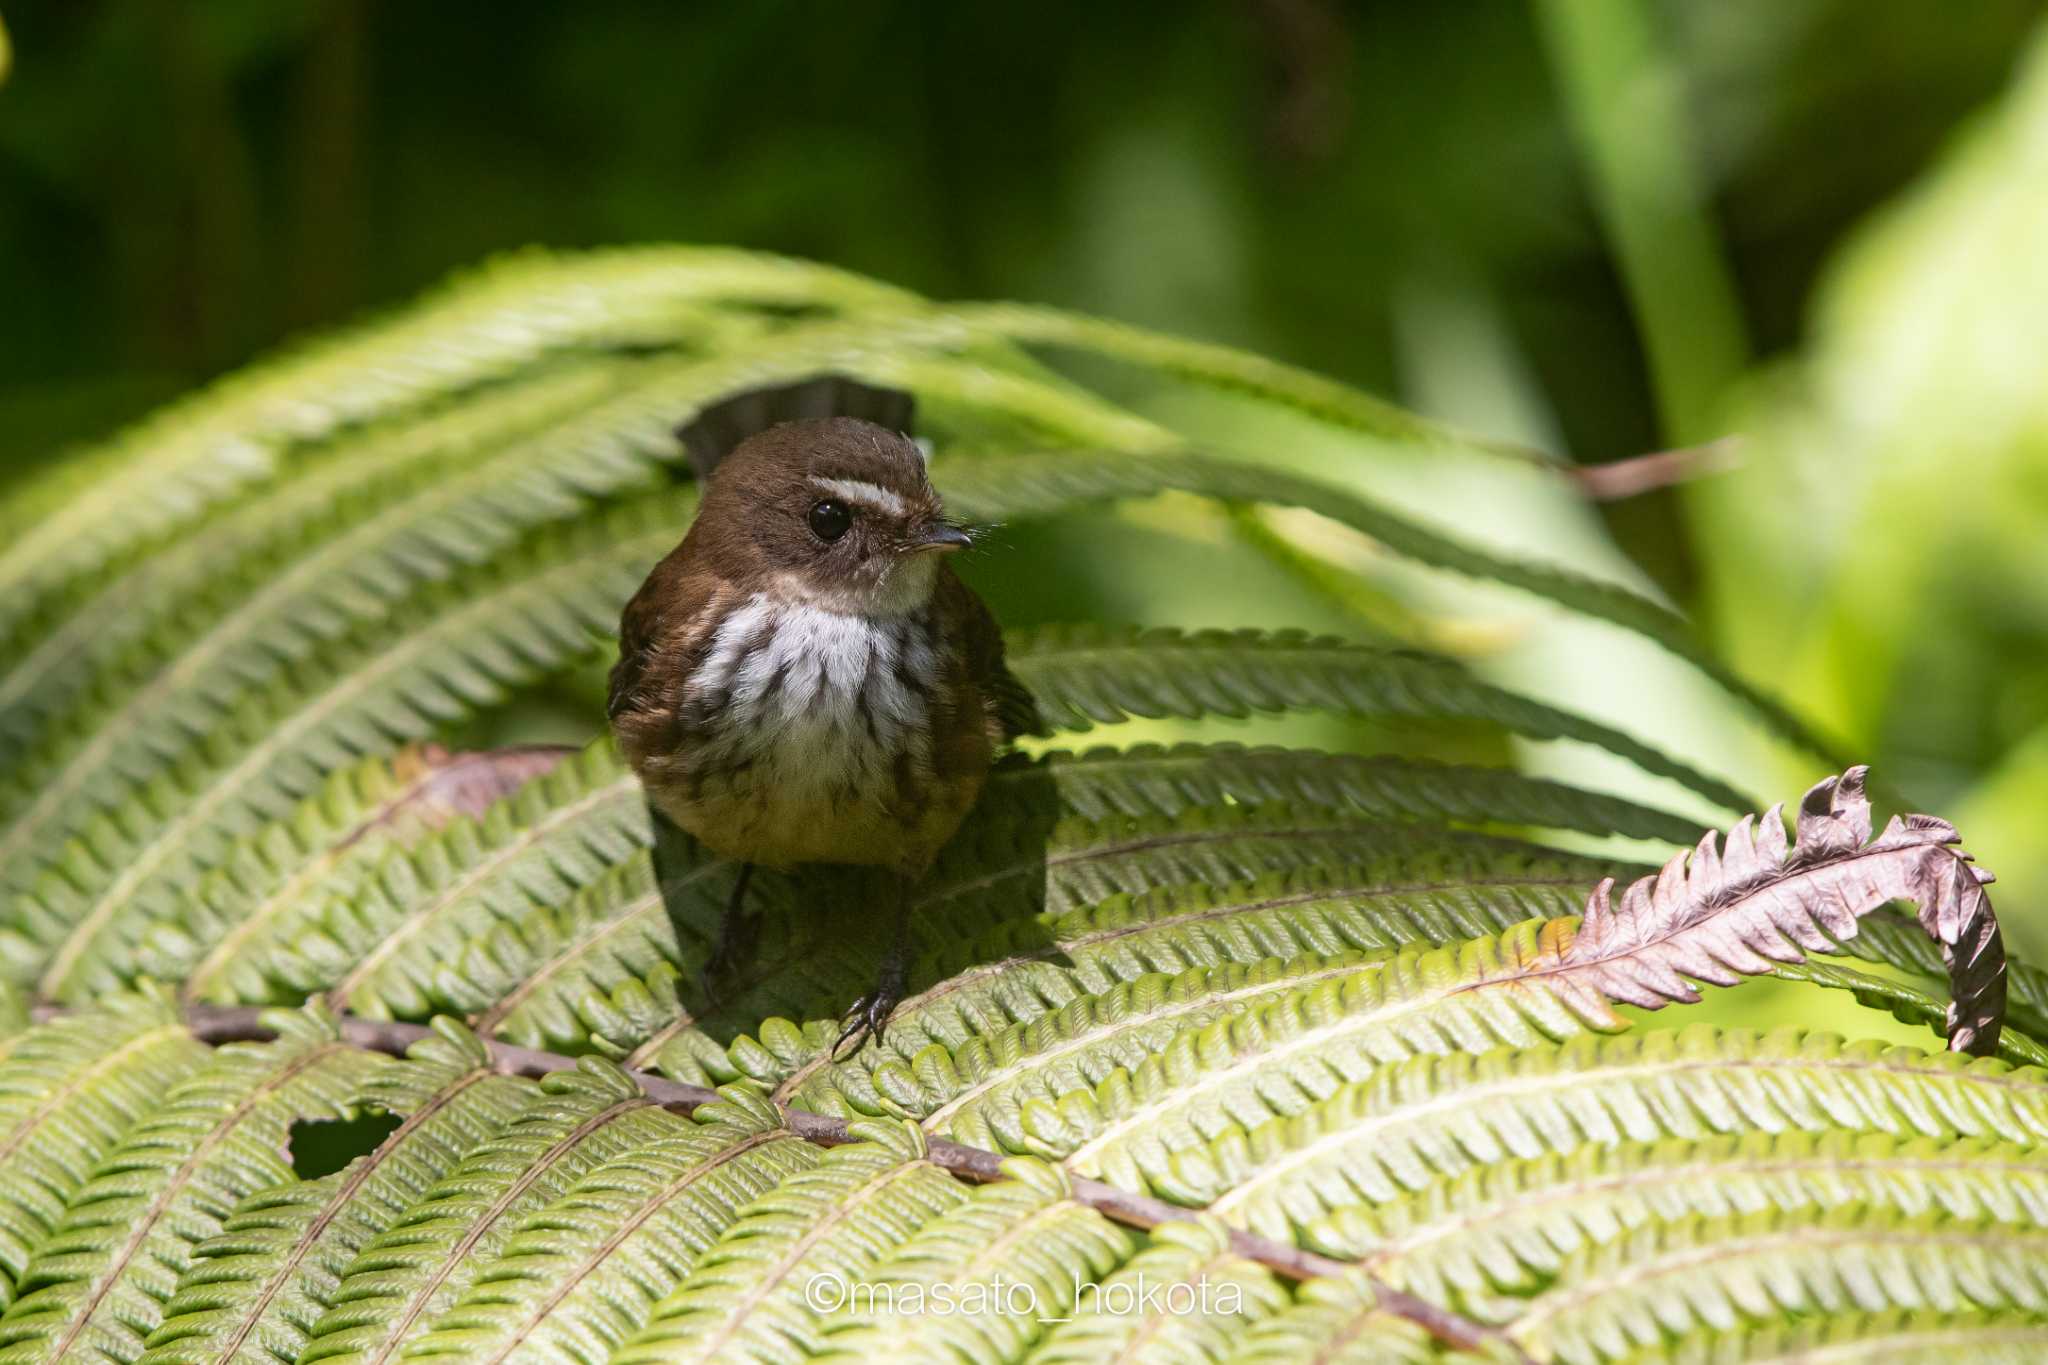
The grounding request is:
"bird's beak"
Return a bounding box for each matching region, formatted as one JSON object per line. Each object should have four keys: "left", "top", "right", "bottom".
{"left": 905, "top": 521, "right": 974, "bottom": 555}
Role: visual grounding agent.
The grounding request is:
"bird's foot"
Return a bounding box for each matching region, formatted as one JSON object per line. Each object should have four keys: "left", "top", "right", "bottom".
{"left": 833, "top": 967, "right": 906, "bottom": 1060}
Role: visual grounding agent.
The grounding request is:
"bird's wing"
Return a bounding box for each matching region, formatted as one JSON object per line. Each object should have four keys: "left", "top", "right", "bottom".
{"left": 946, "top": 572, "right": 1040, "bottom": 743}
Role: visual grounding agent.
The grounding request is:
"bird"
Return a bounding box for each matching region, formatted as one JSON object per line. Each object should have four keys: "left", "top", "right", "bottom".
{"left": 607, "top": 377, "right": 1028, "bottom": 1054}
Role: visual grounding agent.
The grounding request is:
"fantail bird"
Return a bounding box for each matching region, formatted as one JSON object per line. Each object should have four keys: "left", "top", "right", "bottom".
{"left": 607, "top": 377, "right": 1029, "bottom": 1052}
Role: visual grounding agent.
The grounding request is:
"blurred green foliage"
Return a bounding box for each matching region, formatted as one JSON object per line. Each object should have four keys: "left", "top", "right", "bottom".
{"left": 5, "top": 0, "right": 2048, "bottom": 1022}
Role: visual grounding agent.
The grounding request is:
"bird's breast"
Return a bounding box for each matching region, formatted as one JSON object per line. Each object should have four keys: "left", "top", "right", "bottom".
{"left": 644, "top": 594, "right": 973, "bottom": 871}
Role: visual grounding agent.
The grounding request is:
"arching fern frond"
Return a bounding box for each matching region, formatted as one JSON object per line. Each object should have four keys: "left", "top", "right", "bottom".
{"left": 0, "top": 993, "right": 210, "bottom": 1310}
{"left": 1623, "top": 1310, "right": 2048, "bottom": 1365}
{"left": 1318, "top": 1130, "right": 2048, "bottom": 1309}
{"left": 812, "top": 1158, "right": 1135, "bottom": 1362}
{"left": 610, "top": 1120, "right": 970, "bottom": 1365}
{"left": 131, "top": 745, "right": 569, "bottom": 1008}
{"left": 1212, "top": 1270, "right": 1450, "bottom": 1365}
{"left": 12, "top": 494, "right": 687, "bottom": 1000}
{"left": 1154, "top": 1027, "right": 2048, "bottom": 1244}
{"left": 1003, "top": 626, "right": 1754, "bottom": 814}
{"left": 0, "top": 1007, "right": 378, "bottom": 1364}
{"left": 1506, "top": 1207, "right": 2048, "bottom": 1365}
{"left": 396, "top": 1087, "right": 818, "bottom": 1363}
{"left": 299, "top": 1059, "right": 684, "bottom": 1364}
{"left": 137, "top": 1020, "right": 538, "bottom": 1365}
{"left": 1024, "top": 1216, "right": 1291, "bottom": 1365}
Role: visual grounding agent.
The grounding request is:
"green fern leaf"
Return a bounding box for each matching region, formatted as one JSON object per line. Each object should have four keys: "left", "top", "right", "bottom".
{"left": 609, "top": 1120, "right": 970, "bottom": 1365}
{"left": 1772, "top": 958, "right": 2048, "bottom": 1068}
{"left": 0, "top": 1007, "right": 379, "bottom": 1364}
{"left": 1317, "top": 1130, "right": 2048, "bottom": 1310}
{"left": 812, "top": 1157, "right": 1135, "bottom": 1362}
{"left": 1623, "top": 1309, "right": 2048, "bottom": 1365}
{"left": 136, "top": 1020, "right": 537, "bottom": 1365}
{"left": 1150, "top": 1027, "right": 2048, "bottom": 1245}
{"left": 9, "top": 493, "right": 686, "bottom": 1000}
{"left": 1027, "top": 743, "right": 1706, "bottom": 845}
{"left": 1003, "top": 626, "right": 1754, "bottom": 813}
{"left": 1210, "top": 1270, "right": 1449, "bottom": 1365}
{"left": 1507, "top": 1207, "right": 2048, "bottom": 1364}
{"left": 393, "top": 1087, "right": 817, "bottom": 1363}
{"left": 1024, "top": 1217, "right": 1290, "bottom": 1365}
{"left": 299, "top": 1058, "right": 686, "bottom": 1364}
{"left": 0, "top": 993, "right": 210, "bottom": 1311}
{"left": 0, "top": 246, "right": 910, "bottom": 655}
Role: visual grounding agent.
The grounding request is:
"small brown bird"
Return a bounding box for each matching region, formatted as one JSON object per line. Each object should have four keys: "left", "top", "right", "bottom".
{"left": 608, "top": 378, "right": 1024, "bottom": 1051}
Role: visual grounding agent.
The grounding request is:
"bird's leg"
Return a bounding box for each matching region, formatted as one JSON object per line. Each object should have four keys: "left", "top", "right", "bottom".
{"left": 698, "top": 862, "right": 757, "bottom": 998}
{"left": 835, "top": 871, "right": 915, "bottom": 1058}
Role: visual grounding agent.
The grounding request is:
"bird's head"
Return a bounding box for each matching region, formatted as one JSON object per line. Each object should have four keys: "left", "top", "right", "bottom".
{"left": 697, "top": 416, "right": 970, "bottom": 616}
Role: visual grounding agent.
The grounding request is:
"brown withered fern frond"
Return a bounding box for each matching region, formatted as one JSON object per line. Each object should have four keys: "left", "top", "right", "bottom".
{"left": 1557, "top": 766, "right": 2005, "bottom": 1055}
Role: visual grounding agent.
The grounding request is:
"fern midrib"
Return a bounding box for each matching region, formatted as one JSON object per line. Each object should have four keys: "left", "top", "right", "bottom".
{"left": 40, "top": 1040, "right": 346, "bottom": 1362}
{"left": 784, "top": 956, "right": 1366, "bottom": 1119}
{"left": 921, "top": 817, "right": 1395, "bottom": 909}
{"left": 0, "top": 1023, "right": 186, "bottom": 1171}
{"left": 34, "top": 526, "right": 666, "bottom": 998}
{"left": 1097, "top": 1247, "right": 1237, "bottom": 1365}
{"left": 474, "top": 1127, "right": 791, "bottom": 1365}
{"left": 324, "top": 774, "right": 642, "bottom": 1008}
{"left": 897, "top": 871, "right": 1595, "bottom": 1062}
{"left": 360, "top": 1095, "right": 659, "bottom": 1365}
{"left": 1369, "top": 1148, "right": 2048, "bottom": 1269}
{"left": 680, "top": 1156, "right": 939, "bottom": 1363}
{"left": 1200, "top": 1050, "right": 2048, "bottom": 1218}
{"left": 181, "top": 760, "right": 449, "bottom": 1000}
{"left": 205, "top": 1066, "right": 496, "bottom": 1362}
{"left": 1059, "top": 943, "right": 1571, "bottom": 1170}
{"left": 470, "top": 859, "right": 730, "bottom": 1033}
{"left": 1508, "top": 1223, "right": 2048, "bottom": 1340}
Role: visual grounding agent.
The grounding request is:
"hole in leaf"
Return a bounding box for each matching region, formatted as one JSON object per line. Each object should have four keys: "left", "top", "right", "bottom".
{"left": 288, "top": 1112, "right": 402, "bottom": 1179}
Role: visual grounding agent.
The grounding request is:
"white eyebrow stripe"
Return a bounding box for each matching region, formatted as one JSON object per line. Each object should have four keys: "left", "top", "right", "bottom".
{"left": 811, "top": 477, "right": 910, "bottom": 518}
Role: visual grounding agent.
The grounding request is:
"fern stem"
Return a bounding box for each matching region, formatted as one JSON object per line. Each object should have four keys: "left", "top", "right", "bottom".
{"left": 154, "top": 1002, "right": 1526, "bottom": 1360}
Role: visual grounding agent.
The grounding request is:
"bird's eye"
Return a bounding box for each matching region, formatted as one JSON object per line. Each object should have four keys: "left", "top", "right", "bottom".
{"left": 807, "top": 498, "right": 853, "bottom": 542}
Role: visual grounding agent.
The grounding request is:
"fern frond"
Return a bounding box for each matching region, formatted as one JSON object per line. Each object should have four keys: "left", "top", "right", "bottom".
{"left": 773, "top": 952, "right": 1378, "bottom": 1143}
{"left": 937, "top": 329, "right": 1847, "bottom": 774}
{"left": 0, "top": 1007, "right": 379, "bottom": 1364}
{"left": 0, "top": 246, "right": 911, "bottom": 652}
{"left": 1316, "top": 1130, "right": 2048, "bottom": 1307}
{"left": 1622, "top": 1310, "right": 2048, "bottom": 1365}
{"left": 0, "top": 356, "right": 696, "bottom": 920}
{"left": 1004, "top": 626, "right": 1755, "bottom": 813}
{"left": 1555, "top": 766, "right": 2004, "bottom": 1055}
{"left": 1506, "top": 1207, "right": 2048, "bottom": 1365}
{"left": 299, "top": 1058, "right": 685, "bottom": 1364}
{"left": 317, "top": 740, "right": 652, "bottom": 1020}
{"left": 1772, "top": 958, "right": 2048, "bottom": 1068}
{"left": 124, "top": 745, "right": 566, "bottom": 1007}
{"left": 0, "top": 361, "right": 628, "bottom": 774}
{"left": 1025, "top": 743, "right": 1707, "bottom": 845}
{"left": 10, "top": 493, "right": 687, "bottom": 999}
{"left": 1150, "top": 1027, "right": 2048, "bottom": 1245}
{"left": 0, "top": 992, "right": 210, "bottom": 1309}
{"left": 397, "top": 1087, "right": 818, "bottom": 1363}
{"left": 1024, "top": 1216, "right": 1290, "bottom": 1365}
{"left": 137, "top": 1020, "right": 537, "bottom": 1365}
{"left": 609, "top": 1121, "right": 970, "bottom": 1365}
{"left": 626, "top": 833, "right": 1617, "bottom": 1087}
{"left": 1211, "top": 1270, "right": 1449, "bottom": 1365}
{"left": 812, "top": 1157, "right": 1135, "bottom": 1362}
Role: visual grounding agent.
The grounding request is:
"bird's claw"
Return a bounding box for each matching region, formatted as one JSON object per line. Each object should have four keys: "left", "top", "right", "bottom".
{"left": 833, "top": 982, "right": 902, "bottom": 1060}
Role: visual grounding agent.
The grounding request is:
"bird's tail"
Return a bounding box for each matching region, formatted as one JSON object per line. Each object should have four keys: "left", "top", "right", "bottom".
{"left": 674, "top": 375, "right": 917, "bottom": 481}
